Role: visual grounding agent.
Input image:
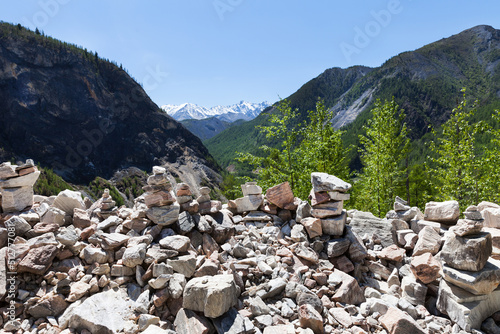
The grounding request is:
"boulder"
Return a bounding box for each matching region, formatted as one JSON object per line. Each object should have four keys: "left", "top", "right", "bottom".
{"left": 146, "top": 203, "right": 180, "bottom": 226}
{"left": 159, "top": 235, "right": 191, "bottom": 252}
{"left": 174, "top": 308, "right": 215, "bottom": 334}
{"left": 410, "top": 252, "right": 441, "bottom": 284}
{"left": 424, "top": 200, "right": 460, "bottom": 224}
{"left": 299, "top": 304, "right": 324, "bottom": 334}
{"left": 321, "top": 210, "right": 346, "bottom": 235}
{"left": 311, "top": 172, "right": 351, "bottom": 193}
{"left": 1, "top": 186, "right": 35, "bottom": 212}
{"left": 301, "top": 217, "right": 322, "bottom": 239}
{"left": 379, "top": 306, "right": 426, "bottom": 334}
{"left": 4, "top": 216, "right": 31, "bottom": 236}
{"left": 326, "top": 238, "right": 351, "bottom": 258}
{"left": 265, "top": 182, "right": 294, "bottom": 209}
{"left": 349, "top": 211, "right": 394, "bottom": 248}
{"left": 17, "top": 244, "right": 58, "bottom": 275}
{"left": 28, "top": 292, "right": 68, "bottom": 318}
{"left": 450, "top": 218, "right": 484, "bottom": 236}
{"left": 53, "top": 189, "right": 86, "bottom": 215}
{"left": 228, "top": 194, "right": 264, "bottom": 213}
{"left": 311, "top": 201, "right": 343, "bottom": 218}
{"left": 331, "top": 269, "right": 365, "bottom": 305}
{"left": 241, "top": 182, "right": 262, "bottom": 196}
{"left": 412, "top": 226, "right": 442, "bottom": 256}
{"left": 168, "top": 254, "right": 197, "bottom": 278}
{"left": 64, "top": 288, "right": 136, "bottom": 333}
{"left": 183, "top": 274, "right": 240, "bottom": 318}
{"left": 378, "top": 245, "right": 406, "bottom": 262}
{"left": 441, "top": 231, "right": 492, "bottom": 271}
{"left": 482, "top": 207, "right": 500, "bottom": 228}
{"left": 401, "top": 275, "right": 427, "bottom": 306}
{"left": 212, "top": 307, "right": 255, "bottom": 334}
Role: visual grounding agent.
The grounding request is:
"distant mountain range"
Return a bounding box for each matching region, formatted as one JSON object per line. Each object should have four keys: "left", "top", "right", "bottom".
{"left": 161, "top": 101, "right": 270, "bottom": 122}
{"left": 205, "top": 25, "right": 500, "bottom": 170}
{"left": 161, "top": 101, "right": 270, "bottom": 140}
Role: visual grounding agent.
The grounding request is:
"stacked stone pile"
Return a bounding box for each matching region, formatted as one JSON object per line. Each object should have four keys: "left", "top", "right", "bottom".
{"left": 1, "top": 162, "right": 500, "bottom": 334}
{"left": 437, "top": 206, "right": 500, "bottom": 331}
{"left": 0, "top": 160, "right": 40, "bottom": 213}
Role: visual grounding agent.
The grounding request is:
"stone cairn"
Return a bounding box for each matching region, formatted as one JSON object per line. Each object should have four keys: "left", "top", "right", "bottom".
{"left": 0, "top": 160, "right": 40, "bottom": 213}
{"left": 2, "top": 161, "right": 500, "bottom": 334}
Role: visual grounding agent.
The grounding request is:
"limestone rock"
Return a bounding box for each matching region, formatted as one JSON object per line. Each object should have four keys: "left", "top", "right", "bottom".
{"left": 241, "top": 182, "right": 262, "bottom": 196}
{"left": 331, "top": 269, "right": 365, "bottom": 305}
{"left": 349, "top": 211, "right": 394, "bottom": 248}
{"left": 174, "top": 308, "right": 215, "bottom": 334}
{"left": 311, "top": 201, "right": 343, "bottom": 218}
{"left": 159, "top": 235, "right": 191, "bottom": 252}
{"left": 424, "top": 200, "right": 460, "bottom": 224}
{"left": 412, "top": 226, "right": 442, "bottom": 256}
{"left": 401, "top": 275, "right": 427, "bottom": 306}
{"left": 65, "top": 288, "right": 136, "bottom": 333}
{"left": 168, "top": 254, "right": 197, "bottom": 278}
{"left": 450, "top": 219, "right": 484, "bottom": 236}
{"left": 212, "top": 307, "right": 255, "bottom": 334}
{"left": 28, "top": 292, "right": 68, "bottom": 318}
{"left": 122, "top": 244, "right": 147, "bottom": 268}
{"left": 442, "top": 259, "right": 500, "bottom": 295}
{"left": 321, "top": 210, "right": 346, "bottom": 235}
{"left": 378, "top": 245, "right": 406, "bottom": 262}
{"left": 410, "top": 252, "right": 441, "bottom": 284}
{"left": 5, "top": 216, "right": 31, "bottom": 236}
{"left": 482, "top": 207, "right": 500, "bottom": 228}
{"left": 183, "top": 274, "right": 240, "bottom": 318}
{"left": 437, "top": 279, "right": 500, "bottom": 331}
{"left": 53, "top": 189, "right": 86, "bottom": 215}
{"left": 228, "top": 194, "right": 264, "bottom": 213}
{"left": 146, "top": 203, "right": 180, "bottom": 226}
{"left": 17, "top": 244, "right": 58, "bottom": 275}
{"left": 299, "top": 303, "right": 324, "bottom": 334}
{"left": 301, "top": 217, "right": 322, "bottom": 239}
{"left": 326, "top": 238, "right": 351, "bottom": 258}
{"left": 311, "top": 172, "right": 351, "bottom": 193}
{"left": 1, "top": 186, "right": 35, "bottom": 212}
{"left": 441, "top": 231, "right": 492, "bottom": 271}
{"left": 265, "top": 182, "right": 294, "bottom": 209}
{"left": 380, "top": 306, "right": 426, "bottom": 334}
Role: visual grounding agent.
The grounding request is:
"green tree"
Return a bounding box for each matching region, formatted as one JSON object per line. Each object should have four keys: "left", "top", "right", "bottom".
{"left": 236, "top": 99, "right": 303, "bottom": 196}
{"left": 429, "top": 89, "right": 486, "bottom": 208}
{"left": 478, "top": 110, "right": 500, "bottom": 203}
{"left": 299, "top": 98, "right": 350, "bottom": 184}
{"left": 355, "top": 98, "right": 410, "bottom": 217}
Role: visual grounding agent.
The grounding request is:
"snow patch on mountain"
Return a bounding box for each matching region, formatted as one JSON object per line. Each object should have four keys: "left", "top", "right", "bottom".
{"left": 161, "top": 101, "right": 271, "bottom": 123}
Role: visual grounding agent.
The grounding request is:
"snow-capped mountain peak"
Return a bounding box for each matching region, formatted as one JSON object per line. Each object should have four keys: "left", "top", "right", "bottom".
{"left": 161, "top": 101, "right": 271, "bottom": 123}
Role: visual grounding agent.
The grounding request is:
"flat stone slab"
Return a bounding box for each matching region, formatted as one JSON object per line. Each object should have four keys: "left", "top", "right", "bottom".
{"left": 442, "top": 258, "right": 500, "bottom": 295}
{"left": 437, "top": 279, "right": 500, "bottom": 331}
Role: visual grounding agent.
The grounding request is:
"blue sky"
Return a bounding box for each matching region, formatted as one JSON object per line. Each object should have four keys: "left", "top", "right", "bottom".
{"left": 1, "top": 1, "right": 499, "bottom": 107}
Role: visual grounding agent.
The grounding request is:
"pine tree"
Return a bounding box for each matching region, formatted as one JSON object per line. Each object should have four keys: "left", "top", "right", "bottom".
{"left": 429, "top": 89, "right": 486, "bottom": 208}
{"left": 355, "top": 98, "right": 410, "bottom": 217}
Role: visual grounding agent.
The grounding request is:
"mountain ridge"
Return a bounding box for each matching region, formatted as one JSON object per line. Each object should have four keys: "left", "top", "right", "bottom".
{"left": 206, "top": 24, "right": 500, "bottom": 169}
{"left": 162, "top": 100, "right": 270, "bottom": 122}
{"left": 0, "top": 22, "right": 221, "bottom": 185}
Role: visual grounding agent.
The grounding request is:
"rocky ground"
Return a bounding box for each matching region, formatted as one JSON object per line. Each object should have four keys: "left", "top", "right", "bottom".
{"left": 0, "top": 161, "right": 500, "bottom": 334}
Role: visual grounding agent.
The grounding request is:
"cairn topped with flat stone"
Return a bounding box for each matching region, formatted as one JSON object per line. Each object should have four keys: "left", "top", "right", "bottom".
{"left": 0, "top": 159, "right": 40, "bottom": 213}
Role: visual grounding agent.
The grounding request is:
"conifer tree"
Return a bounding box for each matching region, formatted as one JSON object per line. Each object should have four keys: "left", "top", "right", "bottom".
{"left": 355, "top": 98, "right": 409, "bottom": 217}
{"left": 429, "top": 89, "right": 486, "bottom": 208}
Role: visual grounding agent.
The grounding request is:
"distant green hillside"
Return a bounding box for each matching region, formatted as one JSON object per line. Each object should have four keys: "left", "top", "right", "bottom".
{"left": 206, "top": 25, "right": 500, "bottom": 171}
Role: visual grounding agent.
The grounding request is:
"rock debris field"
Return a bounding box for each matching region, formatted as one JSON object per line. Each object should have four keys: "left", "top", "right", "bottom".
{"left": 0, "top": 160, "right": 500, "bottom": 334}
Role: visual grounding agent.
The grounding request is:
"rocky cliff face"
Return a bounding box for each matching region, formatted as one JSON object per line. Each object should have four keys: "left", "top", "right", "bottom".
{"left": 0, "top": 23, "right": 220, "bottom": 184}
